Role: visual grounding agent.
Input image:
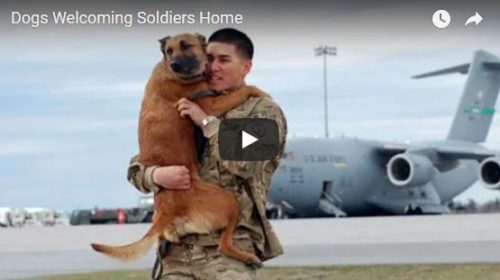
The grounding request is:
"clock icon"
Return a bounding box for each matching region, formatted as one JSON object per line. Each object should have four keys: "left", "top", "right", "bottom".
{"left": 432, "top": 10, "right": 451, "bottom": 28}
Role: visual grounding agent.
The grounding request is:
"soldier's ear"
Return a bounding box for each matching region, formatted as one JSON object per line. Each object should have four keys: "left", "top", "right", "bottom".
{"left": 195, "top": 33, "right": 206, "bottom": 48}
{"left": 158, "top": 36, "right": 171, "bottom": 56}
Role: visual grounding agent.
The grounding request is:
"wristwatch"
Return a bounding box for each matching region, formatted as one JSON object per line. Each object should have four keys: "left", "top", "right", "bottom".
{"left": 201, "top": 116, "right": 218, "bottom": 127}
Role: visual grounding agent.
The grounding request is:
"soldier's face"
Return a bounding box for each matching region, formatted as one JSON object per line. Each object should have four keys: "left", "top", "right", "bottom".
{"left": 206, "top": 42, "right": 252, "bottom": 91}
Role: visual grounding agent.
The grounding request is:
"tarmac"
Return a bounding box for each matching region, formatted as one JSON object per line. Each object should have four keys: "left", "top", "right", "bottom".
{"left": 1, "top": 213, "right": 500, "bottom": 279}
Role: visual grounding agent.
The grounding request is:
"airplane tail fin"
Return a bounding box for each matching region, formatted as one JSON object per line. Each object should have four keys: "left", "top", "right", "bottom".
{"left": 413, "top": 50, "right": 500, "bottom": 143}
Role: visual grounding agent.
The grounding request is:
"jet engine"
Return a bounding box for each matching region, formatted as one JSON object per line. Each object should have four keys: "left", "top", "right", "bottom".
{"left": 387, "top": 154, "right": 435, "bottom": 187}
{"left": 479, "top": 157, "right": 500, "bottom": 190}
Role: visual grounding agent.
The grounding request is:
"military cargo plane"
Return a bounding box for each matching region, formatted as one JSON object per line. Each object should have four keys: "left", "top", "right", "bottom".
{"left": 267, "top": 50, "right": 500, "bottom": 217}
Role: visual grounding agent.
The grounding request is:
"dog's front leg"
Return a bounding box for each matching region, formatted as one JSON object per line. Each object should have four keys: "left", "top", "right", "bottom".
{"left": 197, "top": 86, "right": 269, "bottom": 116}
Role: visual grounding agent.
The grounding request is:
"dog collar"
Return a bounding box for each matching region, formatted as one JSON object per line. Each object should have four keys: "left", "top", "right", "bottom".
{"left": 180, "top": 73, "right": 205, "bottom": 83}
{"left": 188, "top": 90, "right": 219, "bottom": 101}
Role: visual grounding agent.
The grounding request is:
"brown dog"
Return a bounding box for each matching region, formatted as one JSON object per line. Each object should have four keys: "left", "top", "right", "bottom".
{"left": 90, "top": 33, "right": 266, "bottom": 267}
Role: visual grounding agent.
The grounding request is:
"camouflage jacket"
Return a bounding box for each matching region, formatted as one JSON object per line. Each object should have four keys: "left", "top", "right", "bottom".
{"left": 127, "top": 87, "right": 287, "bottom": 261}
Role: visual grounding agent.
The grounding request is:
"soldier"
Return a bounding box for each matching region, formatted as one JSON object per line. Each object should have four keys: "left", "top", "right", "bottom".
{"left": 128, "top": 28, "right": 287, "bottom": 280}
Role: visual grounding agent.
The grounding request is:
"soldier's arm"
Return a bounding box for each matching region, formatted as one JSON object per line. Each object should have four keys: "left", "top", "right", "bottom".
{"left": 127, "top": 154, "right": 161, "bottom": 193}
{"left": 201, "top": 98, "right": 287, "bottom": 179}
{"left": 128, "top": 155, "right": 192, "bottom": 192}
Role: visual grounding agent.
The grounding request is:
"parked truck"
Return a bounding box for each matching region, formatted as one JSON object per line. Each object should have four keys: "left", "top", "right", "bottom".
{"left": 70, "top": 195, "right": 154, "bottom": 225}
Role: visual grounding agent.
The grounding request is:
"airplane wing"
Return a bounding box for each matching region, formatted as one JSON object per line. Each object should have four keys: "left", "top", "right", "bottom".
{"left": 435, "top": 146, "right": 496, "bottom": 161}
{"left": 373, "top": 141, "right": 497, "bottom": 162}
{"left": 372, "top": 142, "right": 408, "bottom": 156}
{"left": 412, "top": 63, "right": 469, "bottom": 78}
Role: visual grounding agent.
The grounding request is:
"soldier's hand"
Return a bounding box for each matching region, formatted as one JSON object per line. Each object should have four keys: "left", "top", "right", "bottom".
{"left": 176, "top": 98, "right": 207, "bottom": 127}
{"left": 152, "top": 165, "right": 191, "bottom": 190}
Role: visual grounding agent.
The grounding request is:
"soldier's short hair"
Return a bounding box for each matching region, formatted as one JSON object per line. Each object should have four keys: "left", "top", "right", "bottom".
{"left": 208, "top": 28, "right": 254, "bottom": 60}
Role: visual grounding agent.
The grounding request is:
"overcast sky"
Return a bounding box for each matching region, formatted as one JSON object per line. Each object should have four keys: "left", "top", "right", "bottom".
{"left": 1, "top": 0, "right": 500, "bottom": 210}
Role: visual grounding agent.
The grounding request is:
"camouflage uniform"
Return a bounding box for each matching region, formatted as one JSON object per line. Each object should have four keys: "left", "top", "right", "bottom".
{"left": 128, "top": 86, "right": 287, "bottom": 279}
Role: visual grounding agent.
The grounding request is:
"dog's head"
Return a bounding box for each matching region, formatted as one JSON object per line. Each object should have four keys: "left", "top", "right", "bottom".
{"left": 159, "top": 33, "right": 207, "bottom": 82}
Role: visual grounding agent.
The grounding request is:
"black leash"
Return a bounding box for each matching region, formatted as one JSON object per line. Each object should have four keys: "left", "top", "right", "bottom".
{"left": 151, "top": 239, "right": 171, "bottom": 280}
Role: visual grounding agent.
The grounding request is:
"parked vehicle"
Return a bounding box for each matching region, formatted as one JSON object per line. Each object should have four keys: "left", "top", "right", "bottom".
{"left": 70, "top": 208, "right": 127, "bottom": 225}
{"left": 24, "top": 208, "right": 56, "bottom": 226}
{"left": 0, "top": 207, "right": 26, "bottom": 227}
{"left": 70, "top": 195, "right": 154, "bottom": 225}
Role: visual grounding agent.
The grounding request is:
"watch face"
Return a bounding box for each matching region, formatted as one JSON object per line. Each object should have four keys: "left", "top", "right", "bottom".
{"left": 203, "top": 116, "right": 216, "bottom": 127}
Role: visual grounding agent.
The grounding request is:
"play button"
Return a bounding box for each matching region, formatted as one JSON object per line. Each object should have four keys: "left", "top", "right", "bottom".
{"left": 219, "top": 118, "right": 280, "bottom": 161}
{"left": 242, "top": 131, "right": 258, "bottom": 149}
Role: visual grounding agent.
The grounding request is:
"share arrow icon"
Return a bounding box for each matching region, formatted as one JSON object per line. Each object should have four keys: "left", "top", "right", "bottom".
{"left": 465, "top": 12, "right": 483, "bottom": 26}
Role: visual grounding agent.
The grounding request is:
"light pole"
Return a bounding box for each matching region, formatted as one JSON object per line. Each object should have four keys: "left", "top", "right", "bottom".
{"left": 315, "top": 46, "right": 336, "bottom": 138}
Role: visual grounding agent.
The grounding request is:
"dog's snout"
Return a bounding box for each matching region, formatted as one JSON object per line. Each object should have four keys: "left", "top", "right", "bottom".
{"left": 169, "top": 56, "right": 199, "bottom": 75}
{"left": 170, "top": 60, "right": 182, "bottom": 73}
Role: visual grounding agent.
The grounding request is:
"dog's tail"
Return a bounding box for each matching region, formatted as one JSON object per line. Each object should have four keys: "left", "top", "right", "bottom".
{"left": 90, "top": 222, "right": 161, "bottom": 263}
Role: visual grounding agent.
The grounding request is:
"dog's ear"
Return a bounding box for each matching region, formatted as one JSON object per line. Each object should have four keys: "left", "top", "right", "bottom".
{"left": 195, "top": 33, "right": 206, "bottom": 46}
{"left": 158, "top": 36, "right": 171, "bottom": 56}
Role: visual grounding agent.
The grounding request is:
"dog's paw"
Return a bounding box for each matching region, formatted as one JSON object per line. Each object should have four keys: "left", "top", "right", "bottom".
{"left": 246, "top": 86, "right": 268, "bottom": 98}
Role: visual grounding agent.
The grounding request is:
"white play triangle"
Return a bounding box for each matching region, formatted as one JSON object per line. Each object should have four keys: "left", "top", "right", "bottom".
{"left": 242, "top": 131, "right": 258, "bottom": 149}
